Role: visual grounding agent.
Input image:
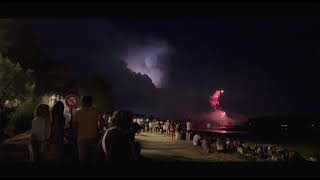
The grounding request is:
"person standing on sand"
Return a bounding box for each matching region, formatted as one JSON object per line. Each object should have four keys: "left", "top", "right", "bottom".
{"left": 170, "top": 122, "right": 176, "bottom": 141}
{"left": 30, "top": 104, "right": 51, "bottom": 162}
{"left": 97, "top": 110, "right": 134, "bottom": 161}
{"left": 74, "top": 96, "right": 102, "bottom": 162}
{"left": 46, "top": 101, "right": 65, "bottom": 160}
{"left": 186, "top": 120, "right": 192, "bottom": 141}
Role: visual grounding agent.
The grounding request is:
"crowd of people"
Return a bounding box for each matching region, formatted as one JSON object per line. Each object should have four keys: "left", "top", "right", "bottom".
{"left": 29, "top": 96, "right": 309, "bottom": 163}
{"left": 29, "top": 96, "right": 141, "bottom": 162}
{"left": 137, "top": 119, "right": 307, "bottom": 162}
{"left": 191, "top": 133, "right": 306, "bottom": 162}
{"left": 134, "top": 119, "right": 193, "bottom": 142}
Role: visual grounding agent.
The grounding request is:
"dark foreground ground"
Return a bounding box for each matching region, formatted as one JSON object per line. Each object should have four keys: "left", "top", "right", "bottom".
{"left": 0, "top": 132, "right": 319, "bottom": 177}
{"left": 0, "top": 161, "right": 319, "bottom": 177}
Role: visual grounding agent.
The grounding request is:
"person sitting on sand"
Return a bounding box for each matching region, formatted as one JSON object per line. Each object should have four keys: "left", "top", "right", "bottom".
{"left": 269, "top": 151, "right": 277, "bottom": 161}
{"left": 257, "top": 151, "right": 267, "bottom": 161}
{"left": 237, "top": 145, "right": 244, "bottom": 155}
{"left": 208, "top": 141, "right": 217, "bottom": 153}
{"left": 216, "top": 137, "right": 225, "bottom": 153}
{"left": 267, "top": 146, "right": 274, "bottom": 157}
{"left": 226, "top": 138, "right": 232, "bottom": 151}
{"left": 263, "top": 146, "right": 269, "bottom": 157}
{"left": 283, "top": 149, "right": 289, "bottom": 161}
{"left": 232, "top": 141, "right": 237, "bottom": 148}
{"left": 289, "top": 151, "right": 305, "bottom": 162}
{"left": 193, "top": 133, "right": 201, "bottom": 146}
{"left": 256, "top": 145, "right": 261, "bottom": 154}
{"left": 201, "top": 136, "right": 210, "bottom": 153}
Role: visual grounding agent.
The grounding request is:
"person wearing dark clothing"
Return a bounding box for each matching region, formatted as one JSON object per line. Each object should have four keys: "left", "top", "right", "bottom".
{"left": 97, "top": 110, "right": 134, "bottom": 161}
{"left": 289, "top": 151, "right": 305, "bottom": 162}
{"left": 0, "top": 106, "right": 4, "bottom": 131}
{"left": 130, "top": 122, "right": 141, "bottom": 140}
{"left": 46, "top": 101, "right": 65, "bottom": 160}
{"left": 128, "top": 121, "right": 142, "bottom": 160}
{"left": 97, "top": 127, "right": 131, "bottom": 161}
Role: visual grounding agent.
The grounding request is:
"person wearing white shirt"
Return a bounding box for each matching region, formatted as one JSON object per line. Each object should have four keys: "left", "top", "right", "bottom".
{"left": 148, "top": 122, "right": 152, "bottom": 133}
{"left": 193, "top": 133, "right": 201, "bottom": 146}
{"left": 30, "top": 104, "right": 51, "bottom": 162}
{"left": 162, "top": 124, "right": 167, "bottom": 136}
{"left": 216, "top": 138, "right": 225, "bottom": 152}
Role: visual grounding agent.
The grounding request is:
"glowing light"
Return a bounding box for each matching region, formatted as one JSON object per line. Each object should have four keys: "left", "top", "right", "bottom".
{"left": 191, "top": 89, "right": 249, "bottom": 132}
{"left": 209, "top": 90, "right": 223, "bottom": 110}
{"left": 124, "top": 40, "right": 173, "bottom": 88}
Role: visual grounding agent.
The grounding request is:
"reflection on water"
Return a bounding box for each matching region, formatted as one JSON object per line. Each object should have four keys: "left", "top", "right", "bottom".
{"left": 192, "top": 110, "right": 249, "bottom": 133}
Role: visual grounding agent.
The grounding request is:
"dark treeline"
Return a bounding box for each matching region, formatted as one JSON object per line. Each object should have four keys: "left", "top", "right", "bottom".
{"left": 0, "top": 19, "right": 113, "bottom": 138}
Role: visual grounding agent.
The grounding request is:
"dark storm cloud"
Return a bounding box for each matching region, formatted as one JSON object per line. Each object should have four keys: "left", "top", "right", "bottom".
{"left": 122, "top": 37, "right": 174, "bottom": 87}
{"left": 19, "top": 19, "right": 175, "bottom": 117}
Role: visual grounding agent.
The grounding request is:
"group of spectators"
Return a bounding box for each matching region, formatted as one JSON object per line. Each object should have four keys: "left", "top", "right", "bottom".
{"left": 192, "top": 133, "right": 306, "bottom": 162}
{"left": 29, "top": 96, "right": 141, "bottom": 162}
{"left": 136, "top": 119, "right": 193, "bottom": 141}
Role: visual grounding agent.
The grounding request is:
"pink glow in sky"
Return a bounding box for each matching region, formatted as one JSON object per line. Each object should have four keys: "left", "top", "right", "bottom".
{"left": 191, "top": 89, "right": 248, "bottom": 131}
{"left": 209, "top": 90, "right": 223, "bottom": 110}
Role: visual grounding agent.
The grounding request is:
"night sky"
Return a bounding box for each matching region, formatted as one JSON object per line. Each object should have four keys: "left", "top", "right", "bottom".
{"left": 17, "top": 16, "right": 320, "bottom": 119}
